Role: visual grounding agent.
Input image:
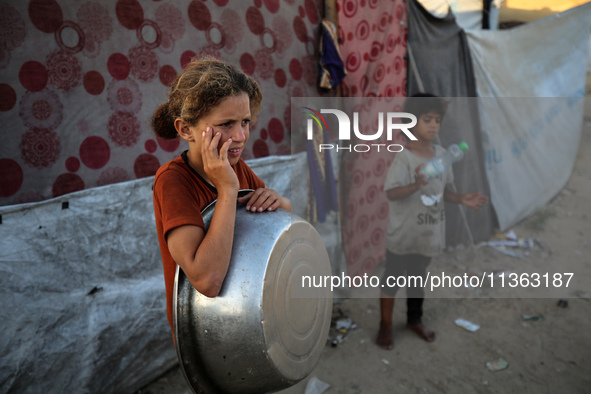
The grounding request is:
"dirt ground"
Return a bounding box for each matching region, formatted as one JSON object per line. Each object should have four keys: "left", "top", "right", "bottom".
{"left": 137, "top": 96, "right": 591, "bottom": 394}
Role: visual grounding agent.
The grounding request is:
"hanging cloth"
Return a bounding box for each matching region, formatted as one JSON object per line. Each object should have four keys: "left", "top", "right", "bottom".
{"left": 319, "top": 19, "right": 347, "bottom": 90}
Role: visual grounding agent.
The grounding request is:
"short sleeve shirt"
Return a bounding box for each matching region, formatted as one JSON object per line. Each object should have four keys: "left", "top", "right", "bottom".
{"left": 153, "top": 154, "right": 265, "bottom": 335}
{"left": 384, "top": 145, "right": 454, "bottom": 256}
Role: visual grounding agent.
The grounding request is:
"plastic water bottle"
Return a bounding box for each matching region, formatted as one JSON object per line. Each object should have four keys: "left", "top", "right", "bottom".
{"left": 420, "top": 142, "right": 469, "bottom": 179}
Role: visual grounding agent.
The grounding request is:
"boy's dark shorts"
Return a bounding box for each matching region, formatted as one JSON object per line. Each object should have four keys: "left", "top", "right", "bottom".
{"left": 380, "top": 250, "right": 431, "bottom": 297}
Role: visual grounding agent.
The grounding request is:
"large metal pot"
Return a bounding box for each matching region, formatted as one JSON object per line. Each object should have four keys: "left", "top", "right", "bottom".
{"left": 174, "top": 190, "right": 333, "bottom": 394}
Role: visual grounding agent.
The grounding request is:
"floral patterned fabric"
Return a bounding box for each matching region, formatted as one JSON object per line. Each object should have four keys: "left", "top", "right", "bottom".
{"left": 337, "top": 0, "right": 408, "bottom": 277}
{"left": 0, "top": 0, "right": 322, "bottom": 206}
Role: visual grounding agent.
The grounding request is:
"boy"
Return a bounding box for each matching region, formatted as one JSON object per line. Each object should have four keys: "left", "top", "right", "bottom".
{"left": 377, "top": 94, "right": 488, "bottom": 350}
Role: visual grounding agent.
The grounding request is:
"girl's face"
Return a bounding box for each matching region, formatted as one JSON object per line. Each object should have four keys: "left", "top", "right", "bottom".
{"left": 412, "top": 111, "right": 442, "bottom": 142}
{"left": 192, "top": 92, "right": 251, "bottom": 166}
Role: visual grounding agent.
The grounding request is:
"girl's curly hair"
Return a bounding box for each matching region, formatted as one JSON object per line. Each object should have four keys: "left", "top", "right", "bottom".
{"left": 151, "top": 56, "right": 262, "bottom": 139}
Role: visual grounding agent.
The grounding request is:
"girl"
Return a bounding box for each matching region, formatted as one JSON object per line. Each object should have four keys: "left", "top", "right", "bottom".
{"left": 151, "top": 56, "right": 291, "bottom": 336}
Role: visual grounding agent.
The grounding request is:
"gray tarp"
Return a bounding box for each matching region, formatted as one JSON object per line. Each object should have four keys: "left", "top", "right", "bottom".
{"left": 0, "top": 153, "right": 311, "bottom": 394}
{"left": 407, "top": 0, "right": 496, "bottom": 246}
{"left": 0, "top": 177, "right": 174, "bottom": 394}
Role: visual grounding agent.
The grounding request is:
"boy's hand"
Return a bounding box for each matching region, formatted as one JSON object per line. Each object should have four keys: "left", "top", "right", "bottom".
{"left": 238, "top": 188, "right": 286, "bottom": 212}
{"left": 460, "top": 192, "right": 489, "bottom": 210}
{"left": 414, "top": 164, "right": 429, "bottom": 190}
{"left": 202, "top": 127, "right": 239, "bottom": 191}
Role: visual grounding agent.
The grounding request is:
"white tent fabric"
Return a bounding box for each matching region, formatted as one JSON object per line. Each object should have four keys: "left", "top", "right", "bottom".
{"left": 466, "top": 3, "right": 591, "bottom": 230}
{"left": 0, "top": 153, "right": 309, "bottom": 394}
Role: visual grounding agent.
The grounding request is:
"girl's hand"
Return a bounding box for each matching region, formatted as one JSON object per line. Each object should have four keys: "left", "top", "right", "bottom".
{"left": 461, "top": 192, "right": 489, "bottom": 210}
{"left": 202, "top": 127, "right": 239, "bottom": 191}
{"left": 238, "top": 188, "right": 286, "bottom": 212}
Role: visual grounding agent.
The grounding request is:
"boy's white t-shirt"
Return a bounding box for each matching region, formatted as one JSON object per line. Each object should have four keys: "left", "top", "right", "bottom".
{"left": 384, "top": 145, "right": 454, "bottom": 256}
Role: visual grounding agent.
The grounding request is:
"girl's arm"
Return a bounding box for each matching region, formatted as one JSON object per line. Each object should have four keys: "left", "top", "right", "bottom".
{"left": 166, "top": 195, "right": 236, "bottom": 298}
{"left": 168, "top": 187, "right": 291, "bottom": 297}
{"left": 166, "top": 128, "right": 240, "bottom": 297}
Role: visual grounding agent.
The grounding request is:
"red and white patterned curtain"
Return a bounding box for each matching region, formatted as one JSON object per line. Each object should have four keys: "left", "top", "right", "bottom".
{"left": 337, "top": 0, "right": 408, "bottom": 277}
{"left": 0, "top": 0, "right": 322, "bottom": 206}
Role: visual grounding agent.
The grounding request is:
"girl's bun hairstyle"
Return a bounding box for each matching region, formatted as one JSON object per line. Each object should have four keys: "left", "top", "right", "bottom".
{"left": 151, "top": 102, "right": 177, "bottom": 139}
{"left": 151, "top": 55, "right": 263, "bottom": 140}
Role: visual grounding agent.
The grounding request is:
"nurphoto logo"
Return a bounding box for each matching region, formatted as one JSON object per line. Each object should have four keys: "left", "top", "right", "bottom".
{"left": 303, "top": 107, "right": 418, "bottom": 153}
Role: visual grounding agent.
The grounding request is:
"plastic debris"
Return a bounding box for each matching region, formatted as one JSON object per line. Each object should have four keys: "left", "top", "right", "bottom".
{"left": 328, "top": 333, "right": 344, "bottom": 347}
{"left": 381, "top": 358, "right": 390, "bottom": 365}
{"left": 519, "top": 238, "right": 539, "bottom": 249}
{"left": 488, "top": 245, "right": 522, "bottom": 258}
{"left": 491, "top": 230, "right": 514, "bottom": 241}
{"left": 486, "top": 357, "right": 509, "bottom": 372}
{"left": 328, "top": 316, "right": 356, "bottom": 346}
{"left": 557, "top": 299, "right": 569, "bottom": 308}
{"left": 336, "top": 317, "right": 354, "bottom": 330}
{"left": 305, "top": 376, "right": 330, "bottom": 394}
{"left": 522, "top": 314, "right": 544, "bottom": 321}
{"left": 488, "top": 240, "right": 519, "bottom": 247}
{"left": 455, "top": 318, "right": 480, "bottom": 332}
{"left": 488, "top": 230, "right": 541, "bottom": 257}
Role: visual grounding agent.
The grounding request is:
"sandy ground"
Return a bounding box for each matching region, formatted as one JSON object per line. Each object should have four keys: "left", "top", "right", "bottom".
{"left": 137, "top": 96, "right": 591, "bottom": 394}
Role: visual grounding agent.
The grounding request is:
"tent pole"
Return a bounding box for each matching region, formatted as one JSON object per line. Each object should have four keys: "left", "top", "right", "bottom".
{"left": 407, "top": 45, "right": 426, "bottom": 93}
{"left": 434, "top": 134, "right": 477, "bottom": 249}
